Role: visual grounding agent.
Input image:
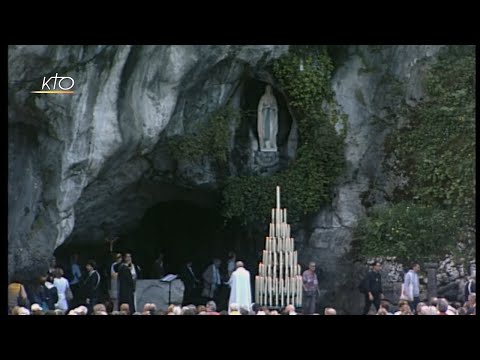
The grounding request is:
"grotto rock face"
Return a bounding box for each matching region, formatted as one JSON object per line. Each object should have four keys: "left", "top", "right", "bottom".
{"left": 9, "top": 45, "right": 451, "bottom": 314}
{"left": 300, "top": 45, "right": 445, "bottom": 313}
{"left": 8, "top": 45, "right": 289, "bottom": 277}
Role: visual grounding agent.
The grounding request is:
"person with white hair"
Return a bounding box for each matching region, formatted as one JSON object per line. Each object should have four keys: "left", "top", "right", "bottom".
{"left": 229, "top": 303, "right": 240, "bottom": 315}
{"left": 227, "top": 261, "right": 252, "bottom": 314}
{"left": 17, "top": 307, "right": 30, "bottom": 315}
{"left": 324, "top": 307, "right": 337, "bottom": 315}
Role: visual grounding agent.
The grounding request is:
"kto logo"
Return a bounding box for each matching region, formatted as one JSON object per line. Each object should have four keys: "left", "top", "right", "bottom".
{"left": 31, "top": 73, "right": 75, "bottom": 94}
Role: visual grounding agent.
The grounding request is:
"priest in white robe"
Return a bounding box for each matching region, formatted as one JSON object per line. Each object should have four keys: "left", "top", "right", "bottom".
{"left": 228, "top": 261, "right": 252, "bottom": 314}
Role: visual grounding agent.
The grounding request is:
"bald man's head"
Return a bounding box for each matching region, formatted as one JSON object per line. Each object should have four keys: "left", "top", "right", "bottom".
{"left": 324, "top": 307, "right": 337, "bottom": 315}
{"left": 236, "top": 261, "right": 244, "bottom": 268}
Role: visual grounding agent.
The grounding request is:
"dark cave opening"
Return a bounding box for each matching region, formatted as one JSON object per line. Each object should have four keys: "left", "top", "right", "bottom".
{"left": 121, "top": 200, "right": 231, "bottom": 278}
{"left": 55, "top": 198, "right": 263, "bottom": 282}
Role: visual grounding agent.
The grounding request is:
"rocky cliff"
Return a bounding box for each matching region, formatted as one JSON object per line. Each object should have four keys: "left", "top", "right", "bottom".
{"left": 8, "top": 45, "right": 288, "bottom": 276}
{"left": 9, "top": 45, "right": 457, "bottom": 313}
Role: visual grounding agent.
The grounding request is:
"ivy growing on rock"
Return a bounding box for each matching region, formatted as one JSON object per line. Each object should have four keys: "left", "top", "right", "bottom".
{"left": 222, "top": 47, "right": 346, "bottom": 225}
{"left": 167, "top": 106, "right": 241, "bottom": 165}
{"left": 356, "top": 45, "right": 475, "bottom": 263}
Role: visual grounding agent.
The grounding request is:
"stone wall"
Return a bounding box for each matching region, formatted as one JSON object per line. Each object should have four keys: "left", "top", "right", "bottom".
{"left": 369, "top": 256, "right": 476, "bottom": 306}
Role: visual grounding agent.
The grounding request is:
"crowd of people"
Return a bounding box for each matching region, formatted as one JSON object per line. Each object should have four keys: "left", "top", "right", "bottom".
{"left": 7, "top": 252, "right": 476, "bottom": 315}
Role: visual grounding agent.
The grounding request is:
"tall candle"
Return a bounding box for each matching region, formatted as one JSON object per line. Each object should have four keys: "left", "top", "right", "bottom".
{"left": 259, "top": 276, "right": 262, "bottom": 303}
{"left": 272, "top": 208, "right": 275, "bottom": 225}
{"left": 294, "top": 251, "right": 298, "bottom": 270}
{"left": 279, "top": 260, "right": 283, "bottom": 280}
{"left": 297, "top": 264, "right": 301, "bottom": 276}
{"left": 273, "top": 237, "right": 276, "bottom": 253}
{"left": 289, "top": 276, "right": 293, "bottom": 306}
{"left": 274, "top": 251, "right": 277, "bottom": 268}
{"left": 284, "top": 208, "right": 287, "bottom": 224}
{"left": 262, "top": 277, "right": 267, "bottom": 304}
{"left": 268, "top": 277, "right": 272, "bottom": 307}
{"left": 293, "top": 277, "right": 297, "bottom": 307}
{"left": 257, "top": 276, "right": 260, "bottom": 304}
{"left": 276, "top": 186, "right": 280, "bottom": 209}
{"left": 292, "top": 277, "right": 297, "bottom": 306}
{"left": 294, "top": 277, "right": 298, "bottom": 307}
{"left": 274, "top": 278, "right": 278, "bottom": 307}
{"left": 264, "top": 277, "right": 267, "bottom": 305}
{"left": 286, "top": 276, "right": 290, "bottom": 305}
{"left": 284, "top": 252, "right": 288, "bottom": 276}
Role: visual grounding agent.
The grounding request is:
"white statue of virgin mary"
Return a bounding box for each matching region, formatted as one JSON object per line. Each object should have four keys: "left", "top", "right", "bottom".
{"left": 257, "top": 85, "right": 278, "bottom": 152}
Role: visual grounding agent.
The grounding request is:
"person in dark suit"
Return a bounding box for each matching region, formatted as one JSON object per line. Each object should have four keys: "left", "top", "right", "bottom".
{"left": 180, "top": 260, "right": 200, "bottom": 305}
{"left": 363, "top": 261, "right": 384, "bottom": 315}
{"left": 82, "top": 260, "right": 101, "bottom": 314}
{"left": 117, "top": 253, "right": 141, "bottom": 313}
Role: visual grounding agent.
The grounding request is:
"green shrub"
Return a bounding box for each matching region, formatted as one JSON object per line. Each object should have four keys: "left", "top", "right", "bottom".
{"left": 358, "top": 45, "right": 475, "bottom": 262}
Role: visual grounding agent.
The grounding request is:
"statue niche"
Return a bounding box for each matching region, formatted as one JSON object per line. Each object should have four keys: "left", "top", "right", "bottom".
{"left": 257, "top": 85, "right": 278, "bottom": 152}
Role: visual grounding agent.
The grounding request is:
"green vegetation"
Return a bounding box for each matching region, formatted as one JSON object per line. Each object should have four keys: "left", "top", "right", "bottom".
{"left": 167, "top": 106, "right": 241, "bottom": 164}
{"left": 356, "top": 46, "right": 475, "bottom": 263}
{"left": 222, "top": 47, "right": 346, "bottom": 225}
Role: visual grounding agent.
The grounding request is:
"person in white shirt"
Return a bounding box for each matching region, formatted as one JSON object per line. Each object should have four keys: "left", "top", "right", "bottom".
{"left": 53, "top": 268, "right": 71, "bottom": 311}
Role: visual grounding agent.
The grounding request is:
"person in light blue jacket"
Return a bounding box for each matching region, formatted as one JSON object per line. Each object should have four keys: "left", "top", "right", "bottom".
{"left": 403, "top": 262, "right": 421, "bottom": 314}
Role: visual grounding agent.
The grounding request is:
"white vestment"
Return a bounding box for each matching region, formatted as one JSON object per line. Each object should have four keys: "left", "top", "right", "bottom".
{"left": 228, "top": 267, "right": 252, "bottom": 313}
